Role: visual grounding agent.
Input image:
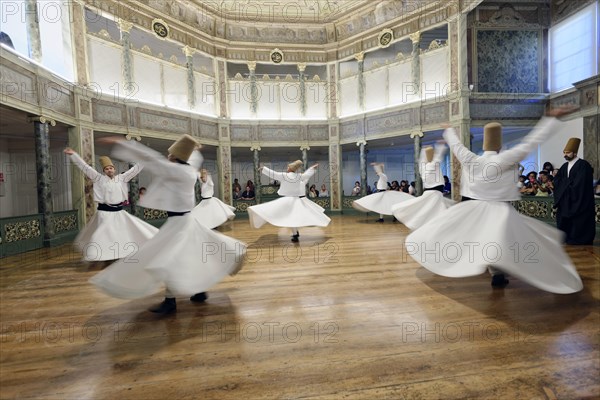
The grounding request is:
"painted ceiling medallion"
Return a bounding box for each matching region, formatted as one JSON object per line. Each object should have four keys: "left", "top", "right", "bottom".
{"left": 152, "top": 19, "right": 169, "bottom": 39}
{"left": 378, "top": 29, "right": 394, "bottom": 48}
{"left": 270, "top": 48, "right": 284, "bottom": 64}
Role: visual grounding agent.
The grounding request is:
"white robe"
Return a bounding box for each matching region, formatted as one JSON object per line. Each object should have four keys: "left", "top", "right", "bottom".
{"left": 248, "top": 166, "right": 331, "bottom": 228}
{"left": 191, "top": 174, "right": 236, "bottom": 229}
{"left": 406, "top": 117, "right": 583, "bottom": 294}
{"left": 69, "top": 152, "right": 158, "bottom": 261}
{"left": 89, "top": 141, "right": 246, "bottom": 298}
{"left": 392, "top": 144, "right": 454, "bottom": 230}
{"left": 352, "top": 165, "right": 413, "bottom": 215}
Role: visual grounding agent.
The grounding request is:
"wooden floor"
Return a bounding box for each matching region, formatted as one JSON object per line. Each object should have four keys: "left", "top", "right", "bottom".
{"left": 1, "top": 215, "right": 599, "bottom": 399}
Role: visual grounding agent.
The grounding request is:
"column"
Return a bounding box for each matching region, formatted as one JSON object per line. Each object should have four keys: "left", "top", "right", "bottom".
{"left": 301, "top": 145, "right": 309, "bottom": 171}
{"left": 298, "top": 63, "right": 307, "bottom": 116}
{"left": 183, "top": 46, "right": 196, "bottom": 110}
{"left": 25, "top": 0, "right": 42, "bottom": 63}
{"left": 30, "top": 116, "right": 56, "bottom": 246}
{"left": 410, "top": 31, "right": 421, "bottom": 99}
{"left": 218, "top": 124, "right": 233, "bottom": 204}
{"left": 251, "top": 145, "right": 261, "bottom": 204}
{"left": 70, "top": 0, "right": 89, "bottom": 85}
{"left": 411, "top": 132, "right": 424, "bottom": 195}
{"left": 358, "top": 140, "right": 367, "bottom": 196}
{"left": 356, "top": 52, "right": 365, "bottom": 111}
{"left": 127, "top": 162, "right": 142, "bottom": 217}
{"left": 329, "top": 125, "right": 342, "bottom": 210}
{"left": 248, "top": 61, "right": 258, "bottom": 115}
{"left": 118, "top": 19, "right": 134, "bottom": 97}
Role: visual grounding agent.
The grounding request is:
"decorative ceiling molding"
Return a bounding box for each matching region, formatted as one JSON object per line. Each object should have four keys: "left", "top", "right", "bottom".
{"left": 82, "top": 0, "right": 468, "bottom": 63}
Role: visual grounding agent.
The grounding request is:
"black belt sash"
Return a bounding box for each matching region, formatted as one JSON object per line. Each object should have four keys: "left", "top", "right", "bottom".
{"left": 98, "top": 203, "right": 123, "bottom": 212}
{"left": 424, "top": 185, "right": 444, "bottom": 193}
{"left": 167, "top": 211, "right": 191, "bottom": 217}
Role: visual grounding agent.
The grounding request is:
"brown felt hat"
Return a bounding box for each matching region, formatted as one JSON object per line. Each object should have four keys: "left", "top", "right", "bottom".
{"left": 288, "top": 160, "right": 303, "bottom": 172}
{"left": 168, "top": 134, "right": 198, "bottom": 162}
{"left": 563, "top": 138, "right": 580, "bottom": 153}
{"left": 424, "top": 146, "right": 434, "bottom": 163}
{"left": 483, "top": 122, "right": 502, "bottom": 152}
{"left": 99, "top": 156, "right": 114, "bottom": 170}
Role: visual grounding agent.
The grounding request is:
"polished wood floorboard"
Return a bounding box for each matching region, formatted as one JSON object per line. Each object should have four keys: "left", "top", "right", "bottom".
{"left": 1, "top": 215, "right": 598, "bottom": 399}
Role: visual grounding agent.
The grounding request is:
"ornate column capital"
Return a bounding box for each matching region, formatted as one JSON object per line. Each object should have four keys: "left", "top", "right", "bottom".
{"left": 250, "top": 144, "right": 261, "bottom": 151}
{"left": 409, "top": 31, "right": 421, "bottom": 44}
{"left": 117, "top": 19, "right": 133, "bottom": 33}
{"left": 28, "top": 116, "right": 56, "bottom": 126}
{"left": 356, "top": 139, "right": 367, "bottom": 146}
{"left": 300, "top": 145, "right": 310, "bottom": 151}
{"left": 410, "top": 131, "right": 424, "bottom": 139}
{"left": 247, "top": 61, "right": 257, "bottom": 72}
{"left": 125, "top": 134, "right": 141, "bottom": 141}
{"left": 297, "top": 63, "right": 307, "bottom": 73}
{"left": 354, "top": 52, "right": 365, "bottom": 62}
{"left": 182, "top": 45, "right": 196, "bottom": 58}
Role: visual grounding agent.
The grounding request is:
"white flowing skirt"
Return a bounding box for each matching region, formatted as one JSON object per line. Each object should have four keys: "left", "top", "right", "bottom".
{"left": 352, "top": 191, "right": 414, "bottom": 215}
{"left": 89, "top": 214, "right": 246, "bottom": 299}
{"left": 191, "top": 197, "right": 236, "bottom": 229}
{"left": 392, "top": 190, "right": 455, "bottom": 230}
{"left": 74, "top": 210, "right": 158, "bottom": 261}
{"left": 248, "top": 197, "right": 331, "bottom": 229}
{"left": 405, "top": 200, "right": 583, "bottom": 294}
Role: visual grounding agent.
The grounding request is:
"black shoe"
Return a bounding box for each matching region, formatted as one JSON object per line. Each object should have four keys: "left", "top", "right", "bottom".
{"left": 376, "top": 218, "right": 384, "bottom": 223}
{"left": 291, "top": 233, "right": 300, "bottom": 238}
{"left": 291, "top": 235, "right": 299, "bottom": 243}
{"left": 190, "top": 292, "right": 208, "bottom": 303}
{"left": 491, "top": 274, "right": 509, "bottom": 288}
{"left": 149, "top": 297, "right": 177, "bottom": 314}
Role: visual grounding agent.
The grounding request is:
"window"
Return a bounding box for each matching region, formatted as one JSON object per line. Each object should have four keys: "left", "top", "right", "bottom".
{"left": 550, "top": 2, "right": 598, "bottom": 92}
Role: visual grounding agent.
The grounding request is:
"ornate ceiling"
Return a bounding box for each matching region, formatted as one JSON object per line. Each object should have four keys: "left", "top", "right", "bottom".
{"left": 189, "top": 0, "right": 370, "bottom": 24}
{"left": 84, "top": 0, "right": 481, "bottom": 62}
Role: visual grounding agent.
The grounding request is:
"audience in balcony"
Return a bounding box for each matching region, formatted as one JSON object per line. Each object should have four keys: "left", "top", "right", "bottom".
{"left": 308, "top": 184, "right": 319, "bottom": 198}
{"left": 390, "top": 180, "right": 399, "bottom": 191}
{"left": 233, "top": 186, "right": 242, "bottom": 200}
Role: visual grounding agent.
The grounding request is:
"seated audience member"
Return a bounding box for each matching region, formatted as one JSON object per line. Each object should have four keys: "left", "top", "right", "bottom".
{"left": 535, "top": 171, "right": 553, "bottom": 197}
{"left": 308, "top": 184, "right": 319, "bottom": 198}
{"left": 390, "top": 180, "right": 400, "bottom": 191}
{"left": 408, "top": 181, "right": 416, "bottom": 196}
{"left": 233, "top": 186, "right": 242, "bottom": 199}
{"left": 399, "top": 180, "right": 409, "bottom": 193}
{"left": 595, "top": 180, "right": 600, "bottom": 197}
{"left": 542, "top": 161, "right": 554, "bottom": 175}
{"left": 320, "top": 184, "right": 329, "bottom": 197}
{"left": 521, "top": 171, "right": 538, "bottom": 195}
{"left": 240, "top": 185, "right": 255, "bottom": 200}
{"left": 351, "top": 181, "right": 361, "bottom": 196}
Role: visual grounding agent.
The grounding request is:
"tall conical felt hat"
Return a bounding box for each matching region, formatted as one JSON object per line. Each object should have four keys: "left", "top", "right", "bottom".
{"left": 168, "top": 134, "right": 198, "bottom": 162}
{"left": 424, "top": 146, "right": 434, "bottom": 162}
{"left": 483, "top": 122, "right": 502, "bottom": 152}
{"left": 99, "top": 156, "right": 114, "bottom": 170}
{"left": 563, "top": 138, "right": 580, "bottom": 153}
{"left": 288, "top": 160, "right": 303, "bottom": 172}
